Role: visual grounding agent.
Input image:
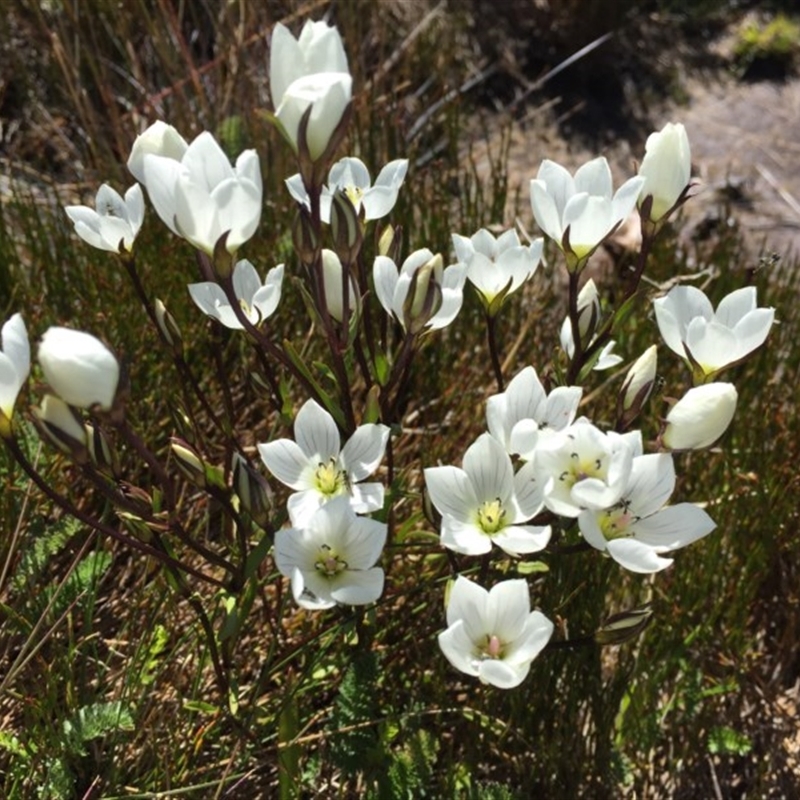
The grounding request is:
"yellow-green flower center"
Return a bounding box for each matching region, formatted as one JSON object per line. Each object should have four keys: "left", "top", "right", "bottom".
{"left": 476, "top": 498, "right": 506, "bottom": 535}
{"left": 313, "top": 458, "right": 348, "bottom": 498}
{"left": 599, "top": 503, "right": 635, "bottom": 540}
{"left": 314, "top": 543, "right": 347, "bottom": 577}
{"left": 559, "top": 452, "right": 605, "bottom": 490}
{"left": 344, "top": 185, "right": 364, "bottom": 209}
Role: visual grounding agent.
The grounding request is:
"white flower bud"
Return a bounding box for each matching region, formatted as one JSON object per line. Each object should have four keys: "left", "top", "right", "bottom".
{"left": 638, "top": 122, "right": 691, "bottom": 223}
{"left": 275, "top": 72, "right": 352, "bottom": 161}
{"left": 321, "top": 249, "right": 360, "bottom": 323}
{"left": 127, "top": 121, "right": 188, "bottom": 184}
{"left": 621, "top": 345, "right": 658, "bottom": 412}
{"left": 663, "top": 382, "right": 737, "bottom": 450}
{"left": 38, "top": 327, "right": 120, "bottom": 411}
{"left": 34, "top": 394, "right": 87, "bottom": 456}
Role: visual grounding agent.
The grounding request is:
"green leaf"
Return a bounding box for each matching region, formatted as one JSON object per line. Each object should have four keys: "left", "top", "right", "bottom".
{"left": 707, "top": 726, "right": 752, "bottom": 756}
{"left": 62, "top": 702, "right": 134, "bottom": 756}
{"left": 516, "top": 560, "right": 549, "bottom": 575}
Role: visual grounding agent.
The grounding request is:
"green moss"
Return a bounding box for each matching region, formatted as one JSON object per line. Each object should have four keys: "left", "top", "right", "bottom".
{"left": 733, "top": 13, "right": 800, "bottom": 76}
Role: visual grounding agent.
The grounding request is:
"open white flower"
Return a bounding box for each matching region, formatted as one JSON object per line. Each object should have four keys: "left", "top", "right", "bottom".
{"left": 258, "top": 399, "right": 389, "bottom": 526}
{"left": 38, "top": 327, "right": 119, "bottom": 411}
{"left": 662, "top": 382, "right": 738, "bottom": 450}
{"left": 373, "top": 249, "right": 466, "bottom": 333}
{"left": 654, "top": 285, "right": 774, "bottom": 381}
{"left": 188, "top": 259, "right": 283, "bottom": 329}
{"left": 452, "top": 228, "right": 543, "bottom": 313}
{"left": 534, "top": 420, "right": 640, "bottom": 518}
{"left": 637, "top": 122, "right": 691, "bottom": 223}
{"left": 424, "top": 433, "right": 551, "bottom": 556}
{"left": 578, "top": 452, "right": 716, "bottom": 572}
{"left": 274, "top": 496, "right": 386, "bottom": 610}
{"left": 486, "top": 366, "right": 582, "bottom": 461}
{"left": 65, "top": 184, "right": 144, "bottom": 254}
{"left": 143, "top": 131, "right": 262, "bottom": 255}
{"left": 530, "top": 157, "right": 644, "bottom": 268}
{"left": 286, "top": 157, "right": 409, "bottom": 223}
{"left": 0, "top": 313, "right": 30, "bottom": 436}
{"left": 438, "top": 576, "right": 554, "bottom": 689}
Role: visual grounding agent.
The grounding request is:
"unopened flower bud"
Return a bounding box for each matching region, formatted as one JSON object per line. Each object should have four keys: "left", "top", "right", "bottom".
{"left": 618, "top": 345, "right": 658, "bottom": 429}
{"left": 321, "top": 249, "right": 360, "bottom": 323}
{"left": 292, "top": 207, "right": 320, "bottom": 266}
{"left": 34, "top": 395, "right": 88, "bottom": 461}
{"left": 232, "top": 452, "right": 272, "bottom": 529}
{"left": 378, "top": 223, "right": 397, "bottom": 258}
{"left": 663, "top": 382, "right": 737, "bottom": 450}
{"left": 170, "top": 437, "right": 224, "bottom": 489}
{"left": 403, "top": 253, "right": 444, "bottom": 333}
{"left": 127, "top": 121, "right": 188, "bottom": 184}
{"left": 155, "top": 299, "right": 182, "bottom": 350}
{"left": 575, "top": 279, "right": 601, "bottom": 342}
{"left": 594, "top": 604, "right": 653, "bottom": 646}
{"left": 38, "top": 327, "right": 120, "bottom": 411}
{"left": 637, "top": 122, "right": 691, "bottom": 224}
{"left": 85, "top": 421, "right": 119, "bottom": 477}
{"left": 330, "top": 189, "right": 362, "bottom": 264}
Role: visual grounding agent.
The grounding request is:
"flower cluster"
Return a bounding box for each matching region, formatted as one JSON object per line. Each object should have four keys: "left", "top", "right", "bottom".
{"left": 1, "top": 14, "right": 777, "bottom": 706}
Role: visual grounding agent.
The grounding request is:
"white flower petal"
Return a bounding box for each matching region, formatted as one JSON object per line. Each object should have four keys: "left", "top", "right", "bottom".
{"left": 424, "top": 466, "right": 479, "bottom": 523}
{"left": 606, "top": 538, "right": 673, "bottom": 573}
{"left": 340, "top": 423, "right": 390, "bottom": 481}
{"left": 258, "top": 439, "right": 313, "bottom": 489}
{"left": 294, "top": 399, "right": 341, "bottom": 461}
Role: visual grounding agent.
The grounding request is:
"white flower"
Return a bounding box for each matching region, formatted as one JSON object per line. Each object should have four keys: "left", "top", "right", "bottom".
{"left": 452, "top": 228, "right": 543, "bottom": 312}
{"left": 270, "top": 21, "right": 351, "bottom": 161}
{"left": 530, "top": 157, "right": 645, "bottom": 267}
{"left": 578, "top": 452, "right": 716, "bottom": 573}
{"left": 424, "top": 433, "right": 551, "bottom": 556}
{"left": 143, "top": 131, "right": 262, "bottom": 255}
{"left": 662, "top": 382, "right": 738, "bottom": 450}
{"left": 38, "top": 328, "right": 119, "bottom": 411}
{"left": 637, "top": 122, "right": 691, "bottom": 223}
{"left": 654, "top": 285, "right": 775, "bottom": 381}
{"left": 0, "top": 313, "right": 30, "bottom": 436}
{"left": 559, "top": 279, "right": 623, "bottom": 371}
{"left": 127, "top": 121, "right": 188, "bottom": 184}
{"left": 274, "top": 496, "right": 386, "bottom": 610}
{"left": 188, "top": 259, "right": 283, "bottom": 329}
{"left": 258, "top": 399, "right": 389, "bottom": 526}
{"left": 65, "top": 184, "right": 144, "bottom": 254}
{"left": 534, "top": 420, "right": 640, "bottom": 518}
{"left": 438, "top": 576, "right": 553, "bottom": 689}
{"left": 373, "top": 249, "right": 466, "bottom": 333}
{"left": 286, "top": 157, "right": 409, "bottom": 223}
{"left": 486, "top": 366, "right": 582, "bottom": 461}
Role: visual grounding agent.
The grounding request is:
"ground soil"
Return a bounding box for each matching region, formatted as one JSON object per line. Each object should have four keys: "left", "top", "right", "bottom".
{"left": 473, "top": 68, "right": 800, "bottom": 274}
